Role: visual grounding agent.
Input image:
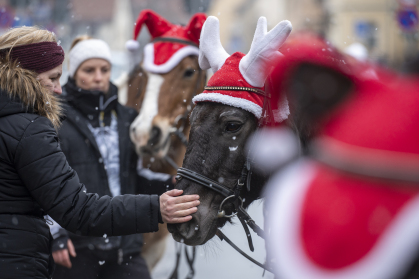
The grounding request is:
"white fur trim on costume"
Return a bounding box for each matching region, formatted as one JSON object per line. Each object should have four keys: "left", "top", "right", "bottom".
{"left": 142, "top": 43, "right": 199, "bottom": 74}
{"left": 274, "top": 94, "right": 290, "bottom": 122}
{"left": 265, "top": 160, "right": 419, "bottom": 279}
{"left": 246, "top": 127, "right": 299, "bottom": 175}
{"left": 68, "top": 39, "right": 112, "bottom": 78}
{"left": 193, "top": 93, "right": 262, "bottom": 119}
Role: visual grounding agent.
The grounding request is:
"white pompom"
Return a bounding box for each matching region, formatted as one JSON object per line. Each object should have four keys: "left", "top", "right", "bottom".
{"left": 126, "top": 39, "right": 140, "bottom": 51}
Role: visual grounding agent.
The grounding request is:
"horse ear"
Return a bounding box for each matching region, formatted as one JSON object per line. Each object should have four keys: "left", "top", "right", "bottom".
{"left": 239, "top": 17, "right": 292, "bottom": 87}
{"left": 132, "top": 9, "right": 173, "bottom": 41}
{"left": 287, "top": 63, "right": 354, "bottom": 129}
{"left": 198, "top": 16, "right": 229, "bottom": 73}
{"left": 185, "top": 13, "right": 207, "bottom": 45}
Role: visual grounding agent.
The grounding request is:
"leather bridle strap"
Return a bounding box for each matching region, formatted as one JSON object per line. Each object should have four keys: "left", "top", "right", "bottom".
{"left": 177, "top": 167, "right": 234, "bottom": 197}
{"left": 216, "top": 229, "right": 273, "bottom": 273}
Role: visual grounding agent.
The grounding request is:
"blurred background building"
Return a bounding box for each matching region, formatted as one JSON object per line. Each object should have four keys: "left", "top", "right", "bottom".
{"left": 0, "top": 0, "right": 418, "bottom": 75}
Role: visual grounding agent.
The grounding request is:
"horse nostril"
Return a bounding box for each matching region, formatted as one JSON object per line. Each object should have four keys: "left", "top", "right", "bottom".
{"left": 176, "top": 222, "right": 191, "bottom": 237}
{"left": 131, "top": 126, "right": 136, "bottom": 133}
{"left": 148, "top": 126, "right": 162, "bottom": 146}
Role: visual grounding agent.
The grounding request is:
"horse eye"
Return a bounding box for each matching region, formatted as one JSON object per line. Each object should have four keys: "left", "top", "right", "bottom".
{"left": 183, "top": 69, "right": 195, "bottom": 78}
{"left": 225, "top": 122, "right": 242, "bottom": 132}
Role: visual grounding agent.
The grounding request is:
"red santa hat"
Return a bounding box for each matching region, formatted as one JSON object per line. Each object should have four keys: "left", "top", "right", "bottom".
{"left": 126, "top": 9, "right": 206, "bottom": 74}
{"left": 192, "top": 16, "right": 292, "bottom": 123}
{"left": 256, "top": 36, "right": 419, "bottom": 279}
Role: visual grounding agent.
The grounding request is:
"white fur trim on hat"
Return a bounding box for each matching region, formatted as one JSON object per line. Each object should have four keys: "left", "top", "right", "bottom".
{"left": 68, "top": 39, "right": 112, "bottom": 77}
{"left": 142, "top": 43, "right": 199, "bottom": 74}
{"left": 265, "top": 160, "right": 419, "bottom": 279}
{"left": 193, "top": 92, "right": 290, "bottom": 123}
{"left": 193, "top": 93, "right": 263, "bottom": 119}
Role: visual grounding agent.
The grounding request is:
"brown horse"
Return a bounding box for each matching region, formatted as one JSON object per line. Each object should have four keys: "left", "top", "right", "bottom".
{"left": 119, "top": 10, "right": 207, "bottom": 271}
{"left": 123, "top": 58, "right": 206, "bottom": 270}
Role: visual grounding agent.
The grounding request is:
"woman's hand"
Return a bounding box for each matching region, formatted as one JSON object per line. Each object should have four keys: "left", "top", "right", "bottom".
{"left": 160, "top": 189, "right": 200, "bottom": 223}
{"left": 52, "top": 239, "right": 77, "bottom": 268}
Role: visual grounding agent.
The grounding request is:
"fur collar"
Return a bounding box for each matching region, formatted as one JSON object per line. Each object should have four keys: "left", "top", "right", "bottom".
{"left": 0, "top": 54, "right": 62, "bottom": 129}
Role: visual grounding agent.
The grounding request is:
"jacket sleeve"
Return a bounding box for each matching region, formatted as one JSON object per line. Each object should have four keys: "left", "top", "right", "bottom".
{"left": 14, "top": 116, "right": 160, "bottom": 237}
{"left": 45, "top": 215, "right": 70, "bottom": 252}
{"left": 136, "top": 162, "right": 174, "bottom": 195}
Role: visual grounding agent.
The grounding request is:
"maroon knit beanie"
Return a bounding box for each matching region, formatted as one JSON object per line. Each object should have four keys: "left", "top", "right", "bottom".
{"left": 6, "top": 41, "right": 65, "bottom": 73}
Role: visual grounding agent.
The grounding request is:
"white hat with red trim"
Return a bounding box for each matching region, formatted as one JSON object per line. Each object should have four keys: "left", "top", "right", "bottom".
{"left": 126, "top": 9, "right": 207, "bottom": 74}
{"left": 192, "top": 16, "right": 292, "bottom": 124}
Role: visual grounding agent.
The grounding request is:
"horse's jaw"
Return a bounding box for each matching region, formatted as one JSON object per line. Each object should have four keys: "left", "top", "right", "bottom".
{"left": 168, "top": 200, "right": 221, "bottom": 246}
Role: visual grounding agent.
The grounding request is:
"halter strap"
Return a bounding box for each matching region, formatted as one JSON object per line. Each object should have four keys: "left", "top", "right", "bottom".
{"left": 177, "top": 167, "right": 234, "bottom": 197}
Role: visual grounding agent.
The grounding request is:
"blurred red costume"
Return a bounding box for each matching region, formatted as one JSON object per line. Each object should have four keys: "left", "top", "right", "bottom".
{"left": 262, "top": 34, "right": 419, "bottom": 279}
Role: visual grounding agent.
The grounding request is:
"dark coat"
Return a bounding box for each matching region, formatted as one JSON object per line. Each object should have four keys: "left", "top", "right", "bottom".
{"left": 53, "top": 79, "right": 171, "bottom": 257}
{"left": 0, "top": 59, "right": 160, "bottom": 278}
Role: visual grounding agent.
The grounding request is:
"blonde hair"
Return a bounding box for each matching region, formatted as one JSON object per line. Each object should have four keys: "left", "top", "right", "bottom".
{"left": 0, "top": 26, "right": 57, "bottom": 51}
{"left": 0, "top": 26, "right": 62, "bottom": 129}
{"left": 69, "top": 35, "right": 92, "bottom": 51}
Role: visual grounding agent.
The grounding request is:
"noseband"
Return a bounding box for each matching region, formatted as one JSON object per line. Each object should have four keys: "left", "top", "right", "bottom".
{"left": 176, "top": 162, "right": 271, "bottom": 272}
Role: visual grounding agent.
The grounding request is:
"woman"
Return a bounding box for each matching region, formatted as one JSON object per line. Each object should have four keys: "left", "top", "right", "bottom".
{"left": 0, "top": 27, "right": 199, "bottom": 279}
{"left": 50, "top": 36, "right": 179, "bottom": 278}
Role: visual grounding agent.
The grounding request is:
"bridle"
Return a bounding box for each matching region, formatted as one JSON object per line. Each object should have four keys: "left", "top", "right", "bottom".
{"left": 175, "top": 79, "right": 276, "bottom": 273}
{"left": 176, "top": 162, "right": 271, "bottom": 272}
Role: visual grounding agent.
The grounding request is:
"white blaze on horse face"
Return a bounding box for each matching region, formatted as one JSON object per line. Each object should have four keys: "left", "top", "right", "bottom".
{"left": 130, "top": 72, "right": 164, "bottom": 149}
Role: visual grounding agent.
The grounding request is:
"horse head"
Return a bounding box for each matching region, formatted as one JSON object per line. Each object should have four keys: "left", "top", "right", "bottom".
{"left": 167, "top": 16, "right": 292, "bottom": 245}
{"left": 126, "top": 10, "right": 207, "bottom": 173}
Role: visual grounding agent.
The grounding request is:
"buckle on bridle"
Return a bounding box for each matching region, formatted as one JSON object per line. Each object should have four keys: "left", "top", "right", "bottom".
{"left": 217, "top": 195, "right": 243, "bottom": 218}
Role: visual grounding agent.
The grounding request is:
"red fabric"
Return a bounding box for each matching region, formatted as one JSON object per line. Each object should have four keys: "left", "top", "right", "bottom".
{"left": 4, "top": 41, "right": 64, "bottom": 73}
{"left": 267, "top": 33, "right": 419, "bottom": 273}
{"left": 133, "top": 10, "right": 206, "bottom": 65}
{"left": 301, "top": 164, "right": 419, "bottom": 269}
{"left": 267, "top": 33, "right": 357, "bottom": 128}
{"left": 153, "top": 42, "right": 187, "bottom": 65}
{"left": 202, "top": 52, "right": 265, "bottom": 108}
{"left": 133, "top": 10, "right": 172, "bottom": 40}
{"left": 322, "top": 78, "right": 419, "bottom": 154}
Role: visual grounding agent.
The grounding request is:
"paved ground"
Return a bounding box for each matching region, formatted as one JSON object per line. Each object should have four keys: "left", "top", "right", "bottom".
{"left": 151, "top": 200, "right": 274, "bottom": 279}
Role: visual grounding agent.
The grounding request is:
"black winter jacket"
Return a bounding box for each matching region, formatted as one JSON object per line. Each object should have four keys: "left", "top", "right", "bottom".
{"left": 0, "top": 88, "right": 160, "bottom": 278}
{"left": 51, "top": 79, "right": 171, "bottom": 257}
